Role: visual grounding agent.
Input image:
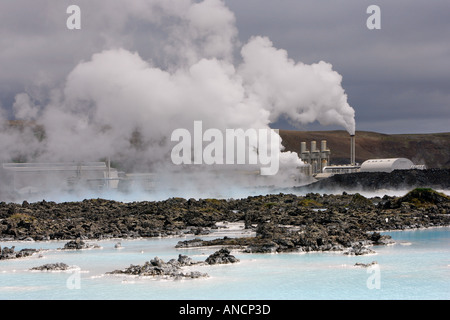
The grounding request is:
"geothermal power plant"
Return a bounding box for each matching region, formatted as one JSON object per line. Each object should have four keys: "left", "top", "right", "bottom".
{"left": 300, "top": 133, "right": 425, "bottom": 179}
{"left": 0, "top": 131, "right": 426, "bottom": 200}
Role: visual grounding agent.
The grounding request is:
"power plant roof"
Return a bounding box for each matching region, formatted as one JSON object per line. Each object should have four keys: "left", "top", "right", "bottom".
{"left": 2, "top": 162, "right": 107, "bottom": 172}
{"left": 360, "top": 158, "right": 414, "bottom": 173}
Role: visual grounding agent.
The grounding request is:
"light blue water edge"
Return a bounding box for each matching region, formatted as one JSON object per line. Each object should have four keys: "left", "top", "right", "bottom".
{"left": 1, "top": 225, "right": 449, "bottom": 300}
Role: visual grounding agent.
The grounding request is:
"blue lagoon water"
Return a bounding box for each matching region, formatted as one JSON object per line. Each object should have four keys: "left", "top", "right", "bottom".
{"left": 1, "top": 226, "right": 449, "bottom": 300}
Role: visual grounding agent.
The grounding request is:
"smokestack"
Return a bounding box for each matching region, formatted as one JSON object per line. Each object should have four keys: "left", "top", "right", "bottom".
{"left": 350, "top": 134, "right": 355, "bottom": 165}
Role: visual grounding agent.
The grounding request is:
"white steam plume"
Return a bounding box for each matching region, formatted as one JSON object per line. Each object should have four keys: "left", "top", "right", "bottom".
{"left": 0, "top": 0, "right": 355, "bottom": 201}
{"left": 239, "top": 36, "right": 355, "bottom": 135}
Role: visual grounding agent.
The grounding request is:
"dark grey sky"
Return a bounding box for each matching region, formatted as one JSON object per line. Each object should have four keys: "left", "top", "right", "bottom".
{"left": 224, "top": 0, "right": 450, "bottom": 133}
{"left": 1, "top": 0, "right": 449, "bottom": 134}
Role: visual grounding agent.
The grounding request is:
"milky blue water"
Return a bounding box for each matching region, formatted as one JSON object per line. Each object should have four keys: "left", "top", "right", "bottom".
{"left": 1, "top": 225, "right": 449, "bottom": 300}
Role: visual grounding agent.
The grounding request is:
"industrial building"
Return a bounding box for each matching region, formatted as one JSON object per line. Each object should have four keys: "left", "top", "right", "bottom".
{"left": 0, "top": 161, "right": 161, "bottom": 199}
{"left": 301, "top": 135, "right": 360, "bottom": 178}
{"left": 359, "top": 158, "right": 426, "bottom": 173}
{"left": 0, "top": 162, "right": 119, "bottom": 197}
{"left": 0, "top": 131, "right": 428, "bottom": 198}
{"left": 300, "top": 140, "right": 331, "bottom": 175}
{"left": 301, "top": 134, "right": 425, "bottom": 179}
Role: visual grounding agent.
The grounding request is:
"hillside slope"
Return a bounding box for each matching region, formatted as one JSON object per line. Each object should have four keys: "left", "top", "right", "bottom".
{"left": 279, "top": 130, "right": 450, "bottom": 169}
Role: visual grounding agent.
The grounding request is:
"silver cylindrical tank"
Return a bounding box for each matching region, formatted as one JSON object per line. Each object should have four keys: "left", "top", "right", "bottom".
{"left": 301, "top": 142, "right": 307, "bottom": 154}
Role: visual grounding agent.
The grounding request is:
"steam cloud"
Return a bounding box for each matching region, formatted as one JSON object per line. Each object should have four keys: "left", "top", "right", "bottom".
{"left": 0, "top": 0, "right": 355, "bottom": 201}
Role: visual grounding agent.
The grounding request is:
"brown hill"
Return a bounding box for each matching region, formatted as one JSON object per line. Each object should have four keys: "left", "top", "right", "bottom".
{"left": 279, "top": 130, "right": 450, "bottom": 169}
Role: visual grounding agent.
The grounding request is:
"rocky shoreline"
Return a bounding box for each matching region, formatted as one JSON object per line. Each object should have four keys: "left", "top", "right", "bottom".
{"left": 1, "top": 188, "right": 449, "bottom": 257}
{"left": 296, "top": 169, "right": 450, "bottom": 193}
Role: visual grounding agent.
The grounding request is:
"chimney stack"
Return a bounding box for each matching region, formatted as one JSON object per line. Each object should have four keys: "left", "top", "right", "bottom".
{"left": 350, "top": 134, "right": 355, "bottom": 165}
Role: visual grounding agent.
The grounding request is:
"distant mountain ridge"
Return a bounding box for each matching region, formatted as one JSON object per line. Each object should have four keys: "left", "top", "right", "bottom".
{"left": 279, "top": 130, "right": 450, "bottom": 169}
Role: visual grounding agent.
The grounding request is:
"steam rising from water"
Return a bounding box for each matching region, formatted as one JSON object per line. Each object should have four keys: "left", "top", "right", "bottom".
{"left": 0, "top": 0, "right": 355, "bottom": 201}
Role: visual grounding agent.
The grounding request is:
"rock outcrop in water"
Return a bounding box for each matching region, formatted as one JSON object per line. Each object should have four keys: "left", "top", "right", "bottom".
{"left": 354, "top": 261, "right": 378, "bottom": 268}
{"left": 62, "top": 239, "right": 100, "bottom": 250}
{"left": 0, "top": 245, "right": 39, "bottom": 260}
{"left": 107, "top": 254, "right": 208, "bottom": 279}
{"left": 30, "top": 263, "right": 70, "bottom": 271}
{"left": 205, "top": 248, "right": 239, "bottom": 265}
{"left": 107, "top": 249, "right": 240, "bottom": 279}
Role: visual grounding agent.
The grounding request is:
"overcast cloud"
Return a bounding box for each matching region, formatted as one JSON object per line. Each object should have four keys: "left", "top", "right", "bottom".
{"left": 0, "top": 0, "right": 449, "bottom": 134}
